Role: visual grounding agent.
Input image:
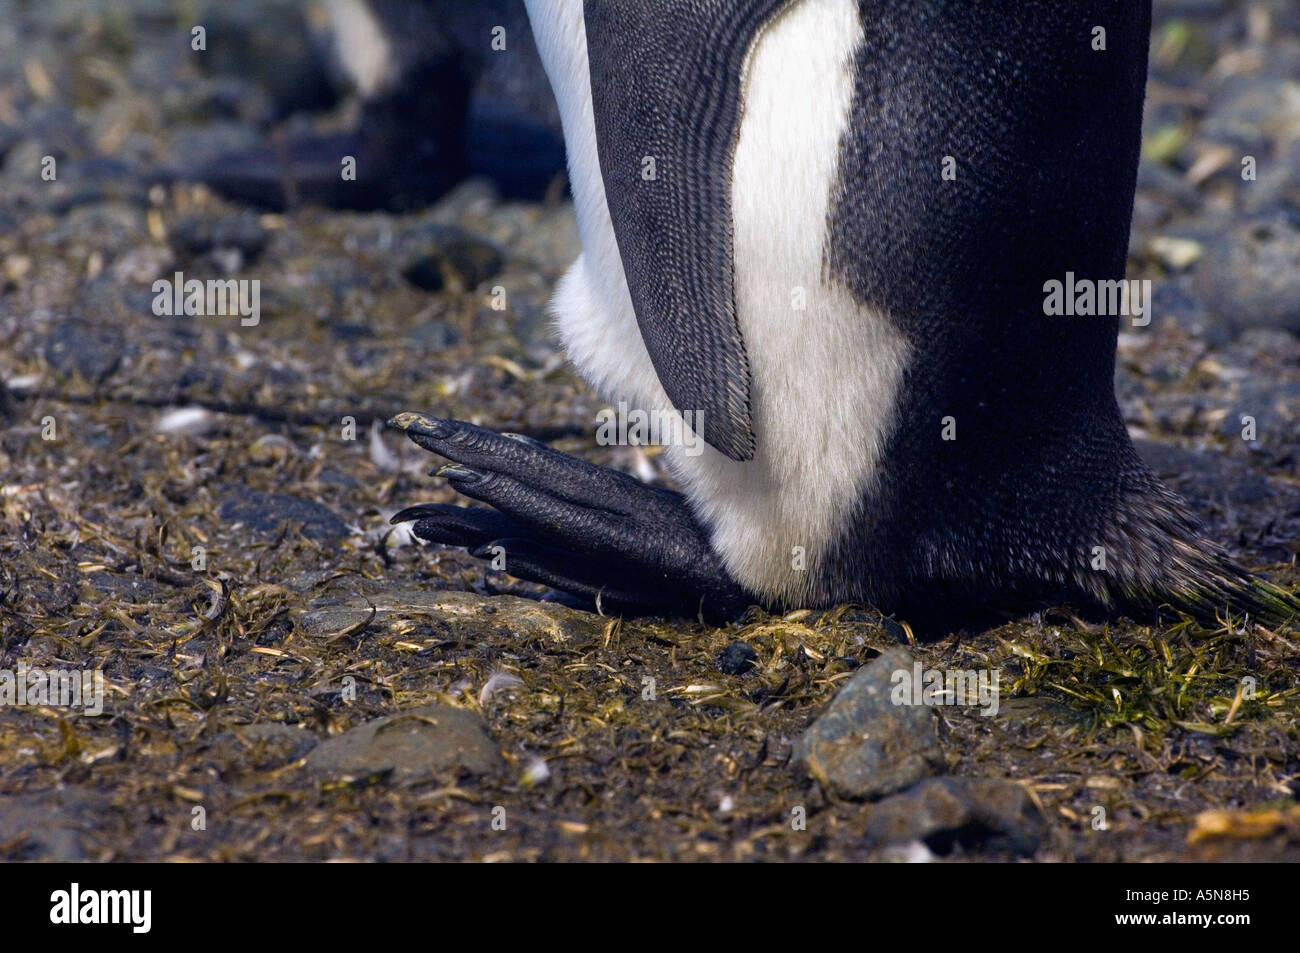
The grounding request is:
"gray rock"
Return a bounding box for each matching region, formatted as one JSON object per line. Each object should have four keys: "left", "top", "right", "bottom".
{"left": 84, "top": 570, "right": 174, "bottom": 603}
{"left": 1135, "top": 157, "right": 1202, "bottom": 216}
{"left": 1135, "top": 440, "right": 1274, "bottom": 505}
{"left": 43, "top": 320, "right": 122, "bottom": 384}
{"left": 1194, "top": 215, "right": 1300, "bottom": 334}
{"left": 793, "top": 646, "right": 945, "bottom": 800}
{"left": 1150, "top": 277, "right": 1231, "bottom": 345}
{"left": 718, "top": 641, "right": 758, "bottom": 676}
{"left": 63, "top": 201, "right": 150, "bottom": 251}
{"left": 111, "top": 243, "right": 176, "bottom": 286}
{"left": 429, "top": 177, "right": 502, "bottom": 222}
{"left": 327, "top": 321, "right": 376, "bottom": 341}
{"left": 205, "top": 722, "right": 318, "bottom": 771}
{"left": 305, "top": 704, "right": 504, "bottom": 784}
{"left": 1217, "top": 378, "right": 1300, "bottom": 447}
{"left": 1237, "top": 140, "right": 1300, "bottom": 217}
{"left": 1, "top": 106, "right": 87, "bottom": 180}
{"left": 157, "top": 75, "right": 273, "bottom": 127}
{"left": 1200, "top": 77, "right": 1294, "bottom": 155}
{"left": 401, "top": 224, "right": 505, "bottom": 292}
{"left": 298, "top": 588, "right": 618, "bottom": 647}
{"left": 993, "top": 696, "right": 1089, "bottom": 729}
{"left": 169, "top": 211, "right": 268, "bottom": 265}
{"left": 0, "top": 788, "right": 107, "bottom": 861}
{"left": 218, "top": 488, "right": 349, "bottom": 541}
{"left": 864, "top": 777, "right": 1045, "bottom": 857}
{"left": 511, "top": 295, "right": 562, "bottom": 353}
{"left": 408, "top": 318, "right": 461, "bottom": 350}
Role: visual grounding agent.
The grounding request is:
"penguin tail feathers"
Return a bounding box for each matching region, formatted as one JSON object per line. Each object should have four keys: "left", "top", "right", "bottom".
{"left": 1122, "top": 549, "right": 1300, "bottom": 631}
{"left": 1093, "top": 481, "right": 1300, "bottom": 631}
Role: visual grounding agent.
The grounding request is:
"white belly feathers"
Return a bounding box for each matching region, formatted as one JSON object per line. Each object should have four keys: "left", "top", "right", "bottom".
{"left": 526, "top": 0, "right": 910, "bottom": 604}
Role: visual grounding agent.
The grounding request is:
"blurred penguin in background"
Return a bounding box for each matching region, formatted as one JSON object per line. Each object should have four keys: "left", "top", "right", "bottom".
{"left": 187, "top": 0, "right": 565, "bottom": 210}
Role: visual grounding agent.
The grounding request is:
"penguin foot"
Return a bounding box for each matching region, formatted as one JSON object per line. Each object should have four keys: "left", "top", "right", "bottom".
{"left": 388, "top": 413, "right": 753, "bottom": 619}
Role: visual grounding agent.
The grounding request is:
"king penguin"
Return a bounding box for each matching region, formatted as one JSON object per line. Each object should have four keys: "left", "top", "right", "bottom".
{"left": 390, "top": 0, "right": 1299, "bottom": 630}
{"left": 188, "top": 0, "right": 565, "bottom": 210}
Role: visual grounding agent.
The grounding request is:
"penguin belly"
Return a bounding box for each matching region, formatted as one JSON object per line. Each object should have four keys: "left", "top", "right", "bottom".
{"left": 673, "top": 0, "right": 909, "bottom": 607}
{"left": 531, "top": 0, "right": 909, "bottom": 607}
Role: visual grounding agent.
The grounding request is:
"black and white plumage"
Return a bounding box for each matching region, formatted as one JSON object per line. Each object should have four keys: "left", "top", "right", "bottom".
{"left": 188, "top": 0, "right": 565, "bottom": 209}
{"left": 392, "top": 0, "right": 1299, "bottom": 630}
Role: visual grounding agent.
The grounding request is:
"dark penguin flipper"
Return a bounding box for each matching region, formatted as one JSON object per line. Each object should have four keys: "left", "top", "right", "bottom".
{"left": 581, "top": 0, "right": 798, "bottom": 461}
{"left": 388, "top": 413, "right": 753, "bottom": 618}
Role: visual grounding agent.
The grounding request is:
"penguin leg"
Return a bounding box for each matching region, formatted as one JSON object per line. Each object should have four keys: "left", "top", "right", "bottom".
{"left": 388, "top": 413, "right": 752, "bottom": 618}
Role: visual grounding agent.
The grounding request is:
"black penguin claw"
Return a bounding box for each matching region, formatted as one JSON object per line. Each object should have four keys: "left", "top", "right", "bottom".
{"left": 389, "top": 412, "right": 753, "bottom": 618}
{"left": 388, "top": 412, "right": 647, "bottom": 513}
{"left": 392, "top": 503, "right": 527, "bottom": 549}
{"left": 468, "top": 538, "right": 686, "bottom": 614}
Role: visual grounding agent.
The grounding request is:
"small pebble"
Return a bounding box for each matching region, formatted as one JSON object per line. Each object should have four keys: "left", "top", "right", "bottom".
{"left": 718, "top": 641, "right": 758, "bottom": 675}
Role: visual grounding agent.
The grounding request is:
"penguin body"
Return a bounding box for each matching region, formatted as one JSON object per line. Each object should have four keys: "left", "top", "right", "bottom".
{"left": 393, "top": 0, "right": 1299, "bottom": 629}
{"left": 188, "top": 0, "right": 565, "bottom": 210}
{"left": 326, "top": 0, "right": 565, "bottom": 199}
{"left": 531, "top": 0, "right": 908, "bottom": 609}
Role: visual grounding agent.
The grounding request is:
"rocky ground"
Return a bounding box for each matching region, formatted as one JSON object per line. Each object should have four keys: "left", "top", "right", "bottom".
{"left": 0, "top": 0, "right": 1297, "bottom": 862}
